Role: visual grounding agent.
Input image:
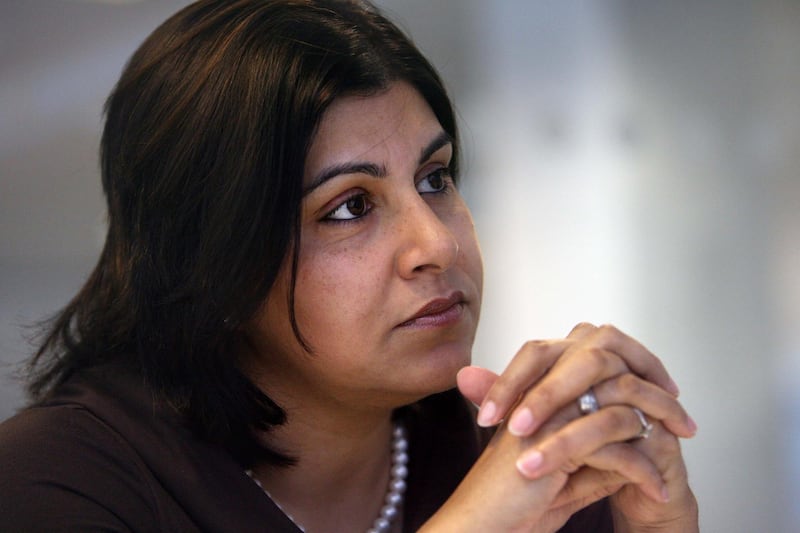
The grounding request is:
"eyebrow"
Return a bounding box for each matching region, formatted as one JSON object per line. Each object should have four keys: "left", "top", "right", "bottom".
{"left": 303, "top": 130, "right": 453, "bottom": 196}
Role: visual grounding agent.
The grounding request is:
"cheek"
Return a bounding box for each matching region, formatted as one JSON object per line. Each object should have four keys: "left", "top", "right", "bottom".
{"left": 294, "top": 245, "right": 389, "bottom": 341}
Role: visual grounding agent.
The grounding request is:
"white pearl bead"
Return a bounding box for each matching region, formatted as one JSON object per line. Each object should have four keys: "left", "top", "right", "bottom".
{"left": 386, "top": 491, "right": 403, "bottom": 506}
{"left": 381, "top": 504, "right": 398, "bottom": 519}
{"left": 391, "top": 464, "right": 408, "bottom": 478}
{"left": 393, "top": 451, "right": 409, "bottom": 465}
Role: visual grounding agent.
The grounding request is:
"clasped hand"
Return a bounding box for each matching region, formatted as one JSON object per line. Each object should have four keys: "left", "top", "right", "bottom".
{"left": 425, "top": 323, "right": 699, "bottom": 532}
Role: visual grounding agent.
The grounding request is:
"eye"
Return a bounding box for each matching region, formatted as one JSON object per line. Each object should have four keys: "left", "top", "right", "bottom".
{"left": 323, "top": 193, "right": 372, "bottom": 221}
{"left": 416, "top": 168, "right": 452, "bottom": 194}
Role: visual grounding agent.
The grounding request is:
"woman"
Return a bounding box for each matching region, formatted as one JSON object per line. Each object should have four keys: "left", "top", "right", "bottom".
{"left": 0, "top": 1, "right": 698, "bottom": 531}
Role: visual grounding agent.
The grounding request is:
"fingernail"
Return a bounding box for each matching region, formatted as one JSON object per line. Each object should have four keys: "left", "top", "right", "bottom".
{"left": 667, "top": 378, "right": 680, "bottom": 397}
{"left": 477, "top": 401, "right": 497, "bottom": 427}
{"left": 508, "top": 407, "right": 534, "bottom": 436}
{"left": 661, "top": 485, "right": 670, "bottom": 503}
{"left": 516, "top": 450, "right": 543, "bottom": 478}
{"left": 687, "top": 415, "right": 698, "bottom": 435}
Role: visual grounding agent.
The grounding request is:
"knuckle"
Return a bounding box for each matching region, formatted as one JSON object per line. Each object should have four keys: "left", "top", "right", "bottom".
{"left": 548, "top": 432, "right": 569, "bottom": 451}
{"left": 570, "top": 322, "right": 596, "bottom": 335}
{"left": 606, "top": 408, "right": 631, "bottom": 431}
{"left": 584, "top": 346, "right": 609, "bottom": 368}
{"left": 521, "top": 339, "right": 548, "bottom": 356}
{"left": 597, "top": 323, "right": 622, "bottom": 339}
{"left": 546, "top": 435, "right": 573, "bottom": 464}
{"left": 561, "top": 457, "right": 582, "bottom": 474}
{"left": 651, "top": 429, "right": 681, "bottom": 455}
{"left": 624, "top": 456, "right": 657, "bottom": 484}
{"left": 489, "top": 378, "right": 516, "bottom": 401}
{"left": 617, "top": 373, "right": 643, "bottom": 398}
{"left": 533, "top": 381, "right": 558, "bottom": 406}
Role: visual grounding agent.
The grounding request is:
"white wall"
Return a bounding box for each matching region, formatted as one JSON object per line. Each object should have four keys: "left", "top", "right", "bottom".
{"left": 2, "top": 1, "right": 798, "bottom": 531}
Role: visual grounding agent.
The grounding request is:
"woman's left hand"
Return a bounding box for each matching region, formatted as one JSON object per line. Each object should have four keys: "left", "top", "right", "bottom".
{"left": 458, "top": 323, "right": 698, "bottom": 532}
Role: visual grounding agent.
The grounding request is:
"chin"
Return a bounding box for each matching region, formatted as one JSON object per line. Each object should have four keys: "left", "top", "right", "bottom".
{"left": 406, "top": 343, "right": 472, "bottom": 398}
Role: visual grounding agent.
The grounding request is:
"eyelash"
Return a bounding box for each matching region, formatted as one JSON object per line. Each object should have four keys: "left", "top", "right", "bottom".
{"left": 417, "top": 167, "right": 454, "bottom": 195}
{"left": 321, "top": 167, "right": 455, "bottom": 225}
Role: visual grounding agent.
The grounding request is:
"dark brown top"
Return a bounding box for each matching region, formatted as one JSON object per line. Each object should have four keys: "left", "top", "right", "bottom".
{"left": 0, "top": 363, "right": 611, "bottom": 531}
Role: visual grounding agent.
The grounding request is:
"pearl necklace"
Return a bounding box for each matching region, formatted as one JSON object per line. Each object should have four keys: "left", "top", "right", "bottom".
{"left": 246, "top": 423, "right": 409, "bottom": 533}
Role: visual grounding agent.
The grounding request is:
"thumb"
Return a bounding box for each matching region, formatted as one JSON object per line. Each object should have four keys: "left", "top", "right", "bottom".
{"left": 456, "top": 365, "right": 500, "bottom": 407}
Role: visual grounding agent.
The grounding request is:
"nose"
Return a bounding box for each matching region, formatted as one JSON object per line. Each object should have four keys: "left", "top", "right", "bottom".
{"left": 394, "top": 194, "right": 460, "bottom": 278}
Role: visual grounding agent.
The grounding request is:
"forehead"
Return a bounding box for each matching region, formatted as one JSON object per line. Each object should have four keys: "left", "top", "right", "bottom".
{"left": 304, "top": 82, "right": 444, "bottom": 183}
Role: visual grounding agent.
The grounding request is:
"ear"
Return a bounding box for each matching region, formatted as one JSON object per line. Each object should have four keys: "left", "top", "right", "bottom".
{"left": 456, "top": 365, "right": 500, "bottom": 407}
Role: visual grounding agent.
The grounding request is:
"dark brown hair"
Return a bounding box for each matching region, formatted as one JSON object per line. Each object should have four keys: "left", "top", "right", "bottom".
{"left": 26, "top": 0, "right": 458, "bottom": 466}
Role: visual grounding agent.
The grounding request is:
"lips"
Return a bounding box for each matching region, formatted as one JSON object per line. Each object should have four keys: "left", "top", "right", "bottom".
{"left": 397, "top": 291, "right": 466, "bottom": 328}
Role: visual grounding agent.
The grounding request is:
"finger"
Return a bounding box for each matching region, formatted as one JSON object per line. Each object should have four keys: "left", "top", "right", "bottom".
{"left": 593, "top": 374, "right": 698, "bottom": 438}
{"left": 507, "top": 325, "right": 682, "bottom": 437}
{"left": 507, "top": 345, "right": 628, "bottom": 436}
{"left": 456, "top": 366, "right": 498, "bottom": 407}
{"left": 515, "top": 406, "right": 655, "bottom": 480}
{"left": 545, "top": 470, "right": 626, "bottom": 530}
{"left": 566, "top": 321, "right": 598, "bottom": 340}
{"left": 475, "top": 339, "right": 571, "bottom": 427}
{"left": 550, "top": 467, "right": 627, "bottom": 509}
{"left": 587, "top": 324, "right": 680, "bottom": 396}
{"left": 583, "top": 444, "right": 670, "bottom": 503}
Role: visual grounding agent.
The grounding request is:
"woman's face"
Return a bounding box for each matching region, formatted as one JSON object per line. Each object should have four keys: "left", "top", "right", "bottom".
{"left": 248, "top": 82, "right": 483, "bottom": 410}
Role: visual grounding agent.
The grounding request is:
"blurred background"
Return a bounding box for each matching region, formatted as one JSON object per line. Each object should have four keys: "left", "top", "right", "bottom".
{"left": 1, "top": 1, "right": 797, "bottom": 531}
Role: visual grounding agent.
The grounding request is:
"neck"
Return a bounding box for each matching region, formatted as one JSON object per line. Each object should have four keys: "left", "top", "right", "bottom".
{"left": 241, "top": 347, "right": 416, "bottom": 532}
{"left": 251, "top": 404, "right": 400, "bottom": 532}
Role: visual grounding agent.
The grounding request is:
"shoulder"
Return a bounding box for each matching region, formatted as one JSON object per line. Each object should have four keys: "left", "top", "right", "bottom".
{"left": 0, "top": 365, "right": 294, "bottom": 531}
{"left": 0, "top": 401, "right": 160, "bottom": 530}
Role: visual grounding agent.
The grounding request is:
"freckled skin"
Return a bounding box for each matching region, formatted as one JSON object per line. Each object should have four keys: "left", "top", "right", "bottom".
{"left": 245, "top": 82, "right": 483, "bottom": 413}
